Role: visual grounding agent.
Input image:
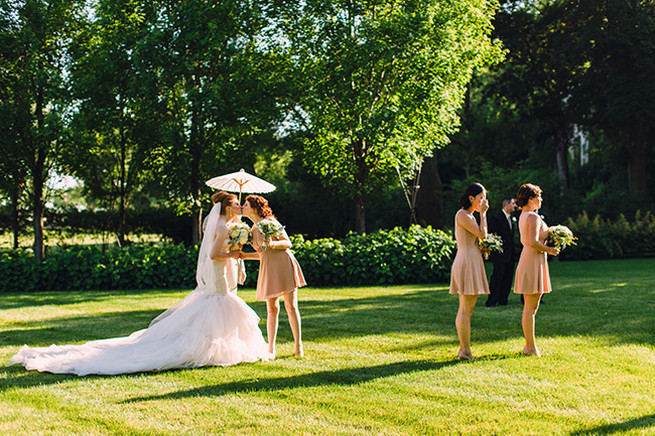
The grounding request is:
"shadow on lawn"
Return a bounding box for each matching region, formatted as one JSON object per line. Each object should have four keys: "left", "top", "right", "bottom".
{"left": 0, "top": 288, "right": 185, "bottom": 310}
{"left": 569, "top": 413, "right": 655, "bottom": 435}
{"left": 1, "top": 364, "right": 79, "bottom": 390}
{"left": 121, "top": 354, "right": 514, "bottom": 403}
{"left": 2, "top": 309, "right": 167, "bottom": 346}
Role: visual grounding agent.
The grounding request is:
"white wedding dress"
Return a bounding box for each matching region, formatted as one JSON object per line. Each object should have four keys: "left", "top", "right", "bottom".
{"left": 9, "top": 205, "right": 271, "bottom": 376}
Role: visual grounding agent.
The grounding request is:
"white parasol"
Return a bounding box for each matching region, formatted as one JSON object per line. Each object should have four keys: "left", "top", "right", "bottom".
{"left": 205, "top": 169, "right": 276, "bottom": 201}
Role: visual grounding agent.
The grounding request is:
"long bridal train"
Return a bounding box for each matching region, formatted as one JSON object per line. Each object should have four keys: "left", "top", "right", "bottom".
{"left": 9, "top": 203, "right": 271, "bottom": 376}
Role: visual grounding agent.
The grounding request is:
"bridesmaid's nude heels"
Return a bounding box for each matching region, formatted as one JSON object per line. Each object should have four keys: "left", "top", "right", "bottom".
{"left": 457, "top": 350, "right": 474, "bottom": 361}
{"left": 522, "top": 346, "right": 541, "bottom": 357}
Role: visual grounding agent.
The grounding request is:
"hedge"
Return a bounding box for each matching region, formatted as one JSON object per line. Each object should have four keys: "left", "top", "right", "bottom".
{"left": 0, "top": 225, "right": 456, "bottom": 292}
{"left": 3, "top": 211, "right": 653, "bottom": 292}
{"left": 561, "top": 210, "right": 655, "bottom": 260}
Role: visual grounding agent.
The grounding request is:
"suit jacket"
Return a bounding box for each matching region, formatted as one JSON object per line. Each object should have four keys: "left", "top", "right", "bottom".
{"left": 488, "top": 210, "right": 515, "bottom": 263}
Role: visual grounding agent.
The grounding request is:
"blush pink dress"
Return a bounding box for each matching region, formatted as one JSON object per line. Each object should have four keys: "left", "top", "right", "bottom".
{"left": 514, "top": 211, "right": 552, "bottom": 295}
{"left": 449, "top": 210, "right": 490, "bottom": 295}
{"left": 252, "top": 220, "right": 306, "bottom": 300}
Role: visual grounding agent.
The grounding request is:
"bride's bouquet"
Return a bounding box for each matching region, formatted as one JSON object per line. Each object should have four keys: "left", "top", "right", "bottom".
{"left": 227, "top": 221, "right": 251, "bottom": 249}
{"left": 479, "top": 233, "right": 504, "bottom": 260}
{"left": 256, "top": 218, "right": 285, "bottom": 250}
{"left": 547, "top": 225, "right": 577, "bottom": 250}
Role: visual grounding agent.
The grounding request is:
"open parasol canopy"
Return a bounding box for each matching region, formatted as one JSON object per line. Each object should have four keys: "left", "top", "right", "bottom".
{"left": 205, "top": 169, "right": 276, "bottom": 201}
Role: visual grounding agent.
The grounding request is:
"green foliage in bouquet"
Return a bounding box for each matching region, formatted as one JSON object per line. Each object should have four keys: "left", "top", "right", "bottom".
{"left": 479, "top": 234, "right": 504, "bottom": 260}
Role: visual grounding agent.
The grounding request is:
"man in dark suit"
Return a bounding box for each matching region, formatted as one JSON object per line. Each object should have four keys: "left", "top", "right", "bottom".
{"left": 485, "top": 197, "right": 517, "bottom": 307}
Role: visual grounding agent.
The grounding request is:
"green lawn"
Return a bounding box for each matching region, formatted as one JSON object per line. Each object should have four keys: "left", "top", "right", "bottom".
{"left": 2, "top": 259, "right": 654, "bottom": 435}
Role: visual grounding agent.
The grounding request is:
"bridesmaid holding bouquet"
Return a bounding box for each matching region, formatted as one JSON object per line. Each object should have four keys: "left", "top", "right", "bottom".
{"left": 514, "top": 183, "right": 560, "bottom": 356}
{"left": 449, "top": 183, "right": 490, "bottom": 361}
{"left": 240, "top": 195, "right": 306, "bottom": 358}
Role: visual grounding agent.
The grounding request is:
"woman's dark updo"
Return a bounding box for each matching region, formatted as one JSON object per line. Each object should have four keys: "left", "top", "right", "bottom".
{"left": 245, "top": 194, "right": 275, "bottom": 219}
{"left": 516, "top": 183, "right": 542, "bottom": 208}
{"left": 459, "top": 183, "right": 486, "bottom": 209}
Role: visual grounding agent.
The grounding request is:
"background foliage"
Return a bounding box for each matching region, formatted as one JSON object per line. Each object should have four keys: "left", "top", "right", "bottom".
{"left": 1, "top": 0, "right": 655, "bottom": 269}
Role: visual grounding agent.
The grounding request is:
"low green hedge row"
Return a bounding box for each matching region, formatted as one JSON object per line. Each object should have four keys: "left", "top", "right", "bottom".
{"left": 290, "top": 225, "right": 456, "bottom": 286}
{"left": 0, "top": 225, "right": 456, "bottom": 292}
{"left": 4, "top": 211, "right": 650, "bottom": 292}
{"left": 0, "top": 244, "right": 197, "bottom": 292}
{"left": 561, "top": 211, "right": 655, "bottom": 260}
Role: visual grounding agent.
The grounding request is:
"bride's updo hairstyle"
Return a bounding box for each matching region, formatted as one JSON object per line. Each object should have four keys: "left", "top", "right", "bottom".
{"left": 211, "top": 190, "right": 229, "bottom": 205}
{"left": 459, "top": 183, "right": 486, "bottom": 209}
{"left": 219, "top": 193, "right": 238, "bottom": 215}
{"left": 246, "top": 194, "right": 275, "bottom": 219}
{"left": 516, "top": 183, "right": 542, "bottom": 208}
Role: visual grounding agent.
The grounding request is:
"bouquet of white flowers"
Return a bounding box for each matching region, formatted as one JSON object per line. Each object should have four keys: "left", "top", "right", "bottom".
{"left": 479, "top": 233, "right": 504, "bottom": 260}
{"left": 257, "top": 219, "right": 285, "bottom": 250}
{"left": 547, "top": 225, "right": 577, "bottom": 250}
{"left": 227, "top": 221, "right": 251, "bottom": 249}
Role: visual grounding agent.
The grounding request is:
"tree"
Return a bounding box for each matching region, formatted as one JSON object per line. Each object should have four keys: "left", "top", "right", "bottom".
{"left": 138, "top": 0, "right": 289, "bottom": 244}
{"left": 572, "top": 0, "right": 655, "bottom": 204}
{"left": 65, "top": 0, "right": 153, "bottom": 246}
{"left": 0, "top": 2, "right": 27, "bottom": 248}
{"left": 0, "top": 0, "right": 83, "bottom": 260}
{"left": 281, "top": 0, "right": 502, "bottom": 232}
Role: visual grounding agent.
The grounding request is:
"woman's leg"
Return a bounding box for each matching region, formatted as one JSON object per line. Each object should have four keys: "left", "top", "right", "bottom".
{"left": 455, "top": 294, "right": 479, "bottom": 360}
{"left": 522, "top": 293, "right": 542, "bottom": 356}
{"left": 283, "top": 290, "right": 303, "bottom": 357}
{"left": 266, "top": 297, "right": 281, "bottom": 355}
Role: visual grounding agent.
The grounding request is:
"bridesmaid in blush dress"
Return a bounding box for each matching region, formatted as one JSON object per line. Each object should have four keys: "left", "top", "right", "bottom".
{"left": 513, "top": 183, "right": 560, "bottom": 357}
{"left": 240, "top": 195, "right": 306, "bottom": 358}
{"left": 449, "top": 183, "right": 490, "bottom": 361}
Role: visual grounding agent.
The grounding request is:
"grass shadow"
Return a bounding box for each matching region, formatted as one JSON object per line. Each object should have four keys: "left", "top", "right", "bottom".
{"left": 0, "top": 288, "right": 187, "bottom": 310}
{"left": 569, "top": 413, "right": 655, "bottom": 435}
{"left": 122, "top": 354, "right": 516, "bottom": 403}
{"left": 2, "top": 309, "right": 167, "bottom": 346}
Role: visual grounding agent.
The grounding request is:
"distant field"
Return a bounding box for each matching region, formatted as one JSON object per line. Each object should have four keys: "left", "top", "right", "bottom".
{"left": 0, "top": 230, "right": 163, "bottom": 250}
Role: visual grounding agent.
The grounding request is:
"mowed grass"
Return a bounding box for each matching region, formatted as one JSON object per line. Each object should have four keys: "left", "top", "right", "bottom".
{"left": 1, "top": 258, "right": 654, "bottom": 435}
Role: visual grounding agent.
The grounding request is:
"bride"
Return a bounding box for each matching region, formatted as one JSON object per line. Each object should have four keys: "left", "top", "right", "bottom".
{"left": 9, "top": 193, "right": 271, "bottom": 376}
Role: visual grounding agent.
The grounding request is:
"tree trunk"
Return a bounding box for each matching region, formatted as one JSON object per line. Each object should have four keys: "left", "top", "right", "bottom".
{"left": 32, "top": 169, "right": 45, "bottom": 261}
{"left": 416, "top": 152, "right": 445, "bottom": 228}
{"left": 117, "top": 132, "right": 127, "bottom": 247}
{"left": 624, "top": 127, "right": 650, "bottom": 204}
{"left": 32, "top": 81, "right": 46, "bottom": 261}
{"left": 189, "top": 85, "right": 203, "bottom": 245}
{"left": 553, "top": 121, "right": 571, "bottom": 190}
{"left": 354, "top": 197, "right": 366, "bottom": 234}
{"left": 12, "top": 186, "right": 20, "bottom": 249}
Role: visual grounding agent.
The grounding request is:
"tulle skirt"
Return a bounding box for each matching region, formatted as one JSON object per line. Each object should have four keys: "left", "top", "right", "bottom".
{"left": 9, "top": 289, "right": 271, "bottom": 376}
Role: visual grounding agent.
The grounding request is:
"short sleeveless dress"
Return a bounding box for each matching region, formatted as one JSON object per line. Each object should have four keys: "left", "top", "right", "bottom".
{"left": 252, "top": 220, "right": 306, "bottom": 300}
{"left": 514, "top": 211, "right": 552, "bottom": 295}
{"left": 449, "top": 210, "right": 490, "bottom": 295}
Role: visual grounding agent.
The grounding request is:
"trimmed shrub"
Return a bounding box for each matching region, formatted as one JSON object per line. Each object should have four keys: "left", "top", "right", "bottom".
{"left": 291, "top": 225, "right": 455, "bottom": 286}
{"left": 0, "top": 225, "right": 455, "bottom": 292}
{"left": 561, "top": 211, "right": 655, "bottom": 260}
